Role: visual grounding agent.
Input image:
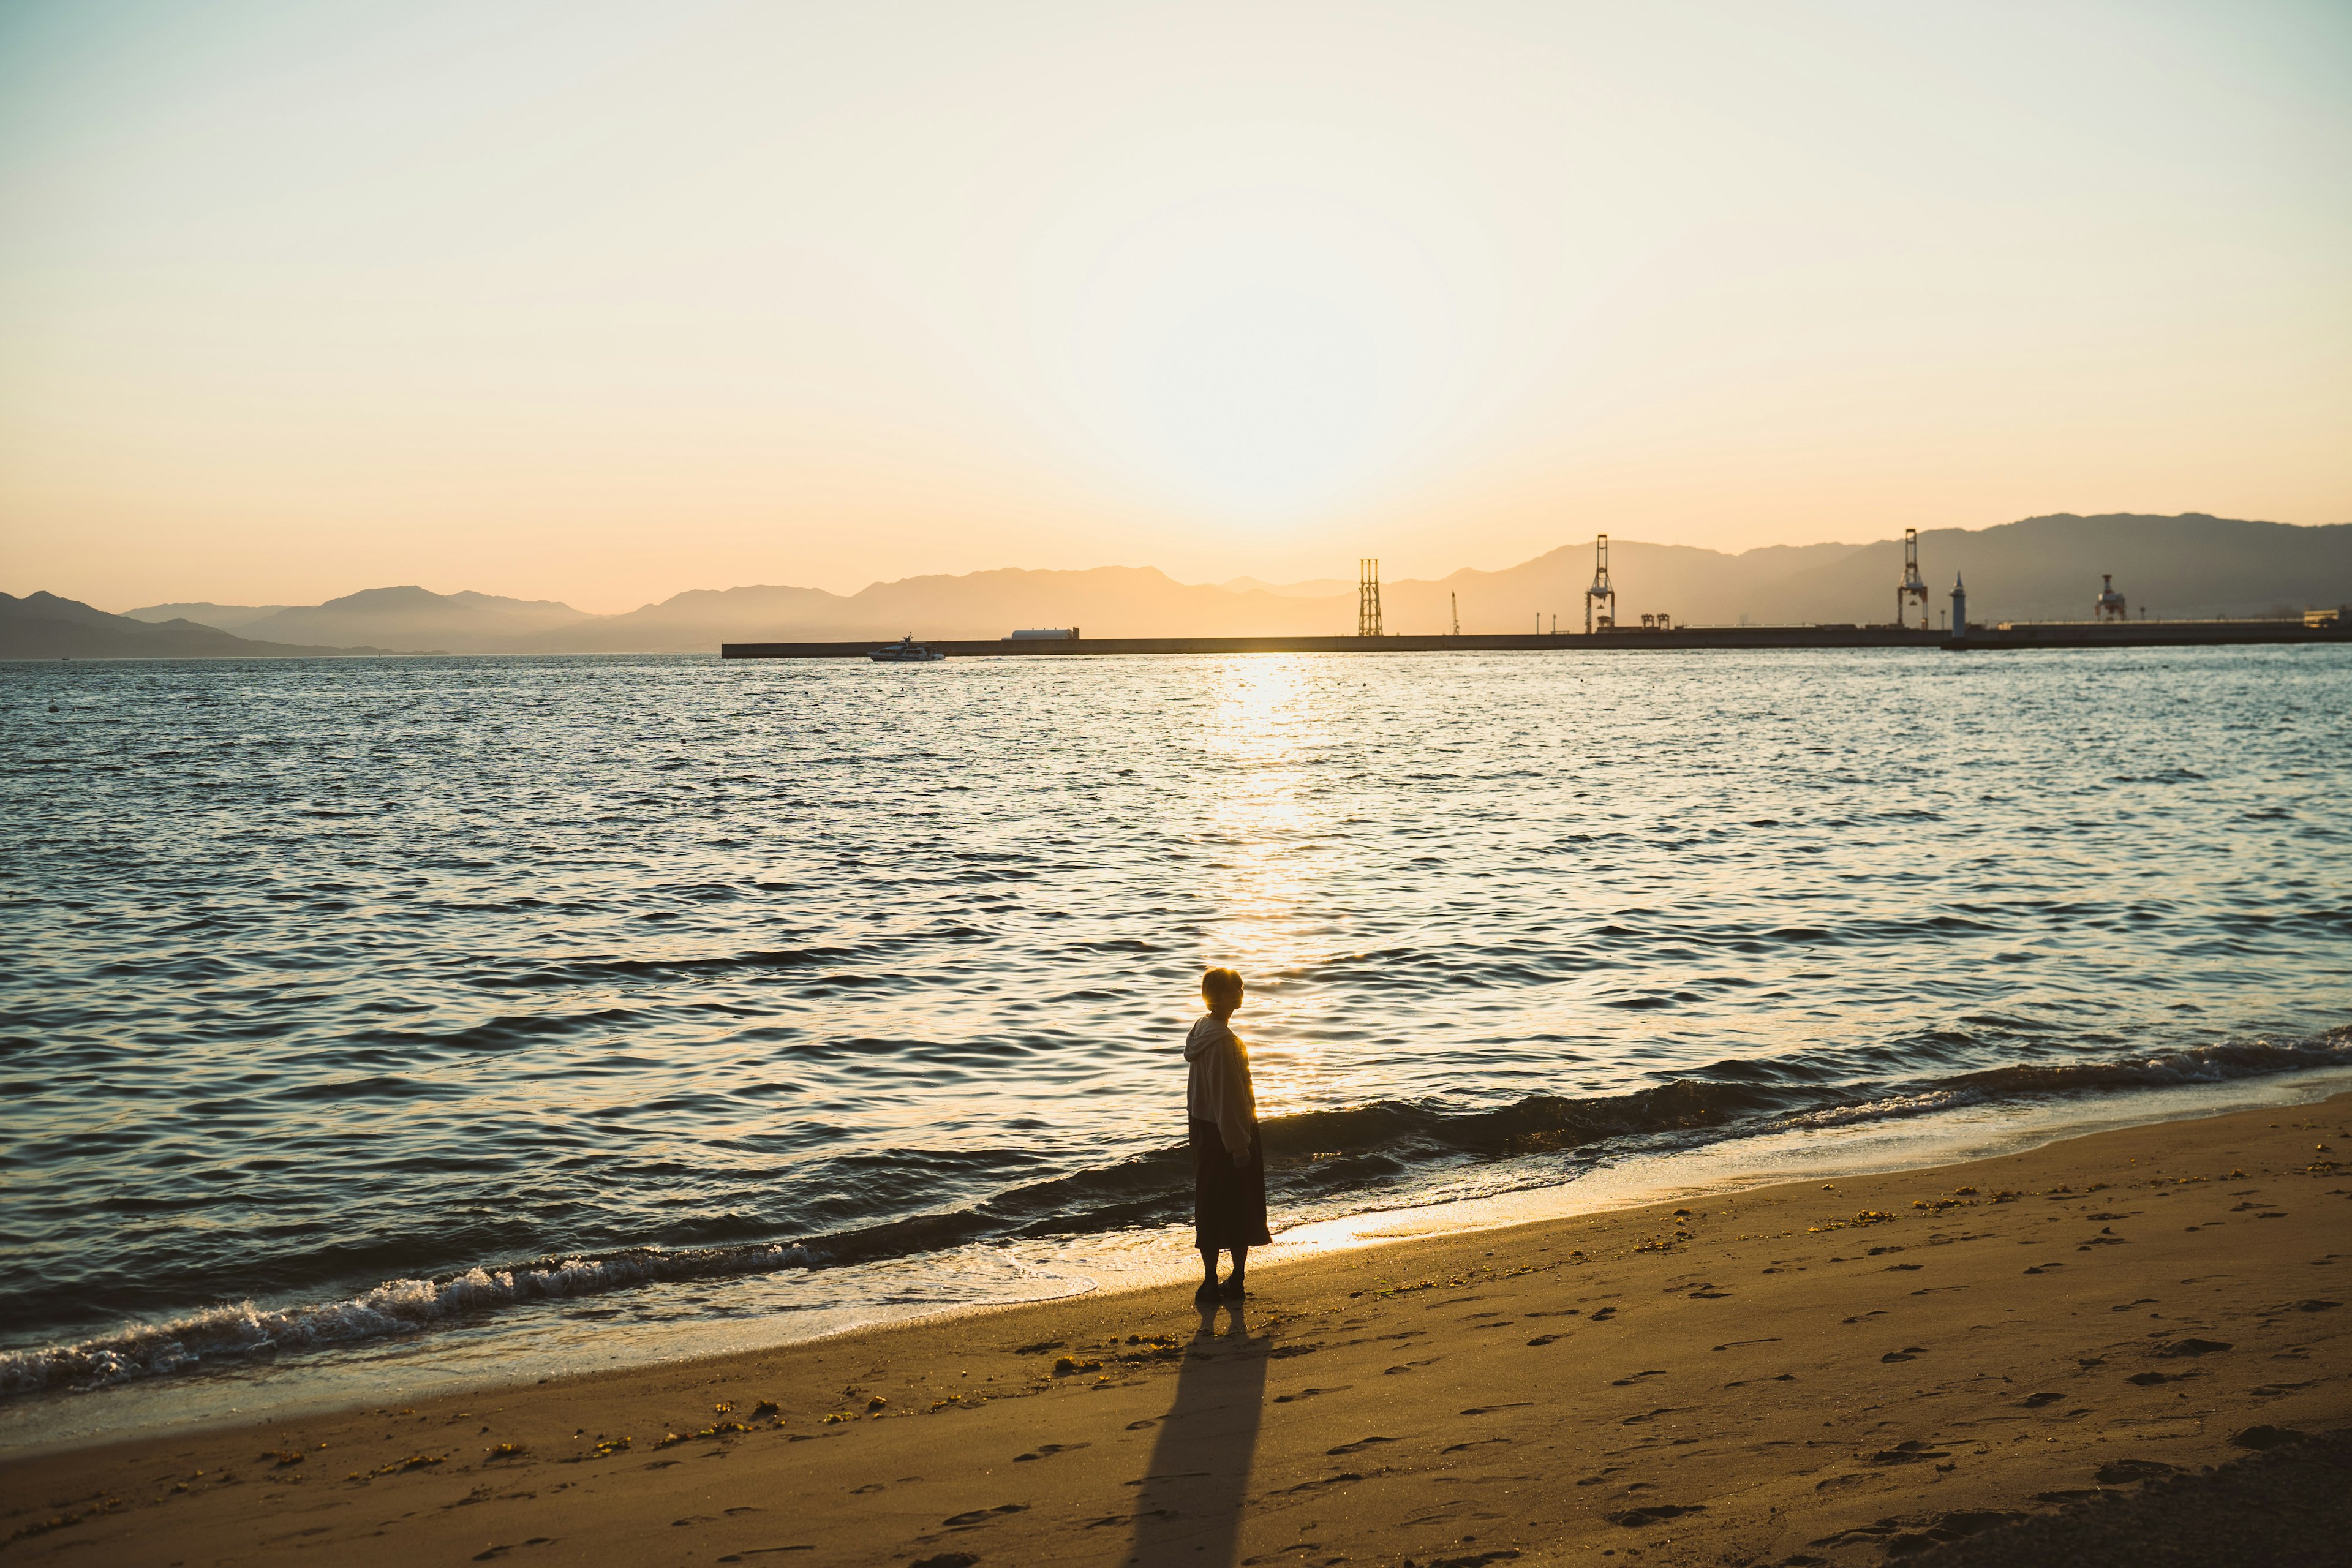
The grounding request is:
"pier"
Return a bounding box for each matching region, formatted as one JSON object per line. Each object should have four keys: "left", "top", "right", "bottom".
{"left": 721, "top": 617, "right": 2346, "bottom": 659}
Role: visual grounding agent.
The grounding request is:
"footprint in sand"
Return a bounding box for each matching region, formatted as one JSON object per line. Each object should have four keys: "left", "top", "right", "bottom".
{"left": 1618, "top": 1407, "right": 1688, "bottom": 1427}
{"left": 1880, "top": 1347, "right": 1928, "bottom": 1363}
{"left": 941, "top": 1504, "right": 1029, "bottom": 1528}
{"left": 1012, "top": 1443, "right": 1090, "bottom": 1462}
{"left": 1610, "top": 1370, "right": 1668, "bottom": 1387}
{"left": 1588, "top": 1308, "right": 1618, "bottom": 1322}
{"left": 1526, "top": 1334, "right": 1566, "bottom": 1346}
{"left": 2096, "top": 1459, "right": 2179, "bottom": 1484}
{"left": 2019, "top": 1393, "right": 2064, "bottom": 1408}
{"left": 1607, "top": 1504, "right": 1706, "bottom": 1526}
{"left": 2153, "top": 1338, "right": 2232, "bottom": 1357}
{"left": 1868, "top": 1441, "right": 1951, "bottom": 1464}
{"left": 1326, "top": 1435, "right": 1400, "bottom": 1455}
{"left": 1271, "top": 1387, "right": 1346, "bottom": 1404}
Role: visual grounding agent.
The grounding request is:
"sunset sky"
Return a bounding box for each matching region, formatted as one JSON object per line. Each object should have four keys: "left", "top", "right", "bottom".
{"left": 2, "top": 0, "right": 2346, "bottom": 613}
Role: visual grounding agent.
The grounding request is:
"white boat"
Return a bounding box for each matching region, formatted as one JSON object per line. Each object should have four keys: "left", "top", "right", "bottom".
{"left": 869, "top": 635, "right": 946, "bottom": 663}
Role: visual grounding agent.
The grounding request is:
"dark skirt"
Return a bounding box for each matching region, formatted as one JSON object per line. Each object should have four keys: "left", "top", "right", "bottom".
{"left": 1190, "top": 1118, "right": 1271, "bottom": 1250}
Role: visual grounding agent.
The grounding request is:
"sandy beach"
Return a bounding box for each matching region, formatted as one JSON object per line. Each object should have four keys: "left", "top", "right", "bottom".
{"left": 4, "top": 1095, "right": 2345, "bottom": 1567}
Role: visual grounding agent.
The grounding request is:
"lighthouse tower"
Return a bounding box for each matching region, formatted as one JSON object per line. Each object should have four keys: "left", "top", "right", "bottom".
{"left": 1950, "top": 573, "right": 1968, "bottom": 642}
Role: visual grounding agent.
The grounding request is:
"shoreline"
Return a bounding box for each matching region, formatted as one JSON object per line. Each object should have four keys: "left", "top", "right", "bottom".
{"left": 8, "top": 1062, "right": 2348, "bottom": 1461}
{"left": 4, "top": 1093, "right": 2346, "bottom": 1566}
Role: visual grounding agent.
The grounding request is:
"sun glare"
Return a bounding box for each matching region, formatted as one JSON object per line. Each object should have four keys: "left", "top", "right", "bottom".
{"left": 1027, "top": 127, "right": 1498, "bottom": 524}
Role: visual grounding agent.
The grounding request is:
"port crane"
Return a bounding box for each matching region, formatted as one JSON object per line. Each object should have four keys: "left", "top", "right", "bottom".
{"left": 1585, "top": 534, "right": 1616, "bottom": 634}
{"left": 1896, "top": 529, "right": 1930, "bottom": 630}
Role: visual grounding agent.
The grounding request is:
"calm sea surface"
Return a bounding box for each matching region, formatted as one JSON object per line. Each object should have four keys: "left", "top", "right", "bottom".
{"left": 3, "top": 647, "right": 2349, "bottom": 1409}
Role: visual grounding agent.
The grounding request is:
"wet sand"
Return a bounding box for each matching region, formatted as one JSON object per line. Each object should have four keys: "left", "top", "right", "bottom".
{"left": 4, "top": 1095, "right": 2346, "bottom": 1566}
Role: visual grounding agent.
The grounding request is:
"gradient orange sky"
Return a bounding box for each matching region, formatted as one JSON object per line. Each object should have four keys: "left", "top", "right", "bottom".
{"left": 3, "top": 1, "right": 2347, "bottom": 613}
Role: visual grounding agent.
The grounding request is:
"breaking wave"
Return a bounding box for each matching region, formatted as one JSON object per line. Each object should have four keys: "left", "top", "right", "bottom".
{"left": 0, "top": 1243, "right": 814, "bottom": 1398}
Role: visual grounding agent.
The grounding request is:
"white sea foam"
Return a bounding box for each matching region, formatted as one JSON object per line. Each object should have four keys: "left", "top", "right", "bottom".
{"left": 0, "top": 1243, "right": 816, "bottom": 1396}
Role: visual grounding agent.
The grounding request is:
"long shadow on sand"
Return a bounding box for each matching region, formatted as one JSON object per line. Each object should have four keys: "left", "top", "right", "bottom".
{"left": 1126, "top": 1298, "right": 1268, "bottom": 1567}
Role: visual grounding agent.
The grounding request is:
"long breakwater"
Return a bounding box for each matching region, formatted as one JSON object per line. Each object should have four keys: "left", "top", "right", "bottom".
{"left": 722, "top": 619, "right": 2344, "bottom": 658}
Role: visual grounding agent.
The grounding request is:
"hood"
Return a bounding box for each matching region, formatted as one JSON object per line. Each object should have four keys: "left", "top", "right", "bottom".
{"left": 1184, "top": 1016, "right": 1235, "bottom": 1060}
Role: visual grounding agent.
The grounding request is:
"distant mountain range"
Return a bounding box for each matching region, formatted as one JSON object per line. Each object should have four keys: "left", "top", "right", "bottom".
{"left": 123, "top": 586, "right": 592, "bottom": 652}
{"left": 1, "top": 592, "right": 385, "bottom": 660}
{"left": 9, "top": 513, "right": 2346, "bottom": 660}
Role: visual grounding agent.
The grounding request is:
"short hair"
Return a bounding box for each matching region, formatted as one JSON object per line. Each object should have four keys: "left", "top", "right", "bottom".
{"left": 1200, "top": 967, "right": 1244, "bottom": 1006}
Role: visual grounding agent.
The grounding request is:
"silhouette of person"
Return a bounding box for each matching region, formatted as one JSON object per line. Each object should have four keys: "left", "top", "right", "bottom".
{"left": 1183, "top": 967, "right": 1269, "bottom": 1303}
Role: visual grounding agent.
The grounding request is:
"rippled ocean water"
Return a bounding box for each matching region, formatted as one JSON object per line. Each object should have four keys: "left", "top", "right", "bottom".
{"left": 3, "top": 647, "right": 2348, "bottom": 1420}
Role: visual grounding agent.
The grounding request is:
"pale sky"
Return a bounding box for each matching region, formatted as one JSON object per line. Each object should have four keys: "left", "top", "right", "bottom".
{"left": 2, "top": 0, "right": 2346, "bottom": 612}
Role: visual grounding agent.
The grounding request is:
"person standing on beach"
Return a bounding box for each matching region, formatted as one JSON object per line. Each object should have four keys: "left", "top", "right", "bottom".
{"left": 1185, "top": 967, "right": 1270, "bottom": 1303}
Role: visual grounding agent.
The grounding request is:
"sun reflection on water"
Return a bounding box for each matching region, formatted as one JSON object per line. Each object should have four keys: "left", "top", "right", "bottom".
{"left": 1194, "top": 657, "right": 1336, "bottom": 1119}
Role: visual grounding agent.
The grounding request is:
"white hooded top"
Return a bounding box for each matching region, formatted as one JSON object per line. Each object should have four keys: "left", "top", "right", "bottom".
{"left": 1183, "top": 1014, "right": 1257, "bottom": 1163}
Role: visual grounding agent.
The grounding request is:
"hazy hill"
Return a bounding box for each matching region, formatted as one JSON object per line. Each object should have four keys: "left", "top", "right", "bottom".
{"left": 1221, "top": 576, "right": 1354, "bottom": 599}
{"left": 2, "top": 593, "right": 379, "bottom": 659}
{"left": 1373, "top": 516, "right": 2351, "bottom": 631}
{"left": 122, "top": 601, "right": 293, "bottom": 632}
{"left": 1374, "top": 538, "right": 1868, "bottom": 635}
{"left": 513, "top": 584, "right": 856, "bottom": 653}
{"left": 514, "top": 568, "right": 1346, "bottom": 650}
{"left": 1762, "top": 513, "right": 2352, "bottom": 625}
{"left": 222, "top": 587, "right": 592, "bottom": 653}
